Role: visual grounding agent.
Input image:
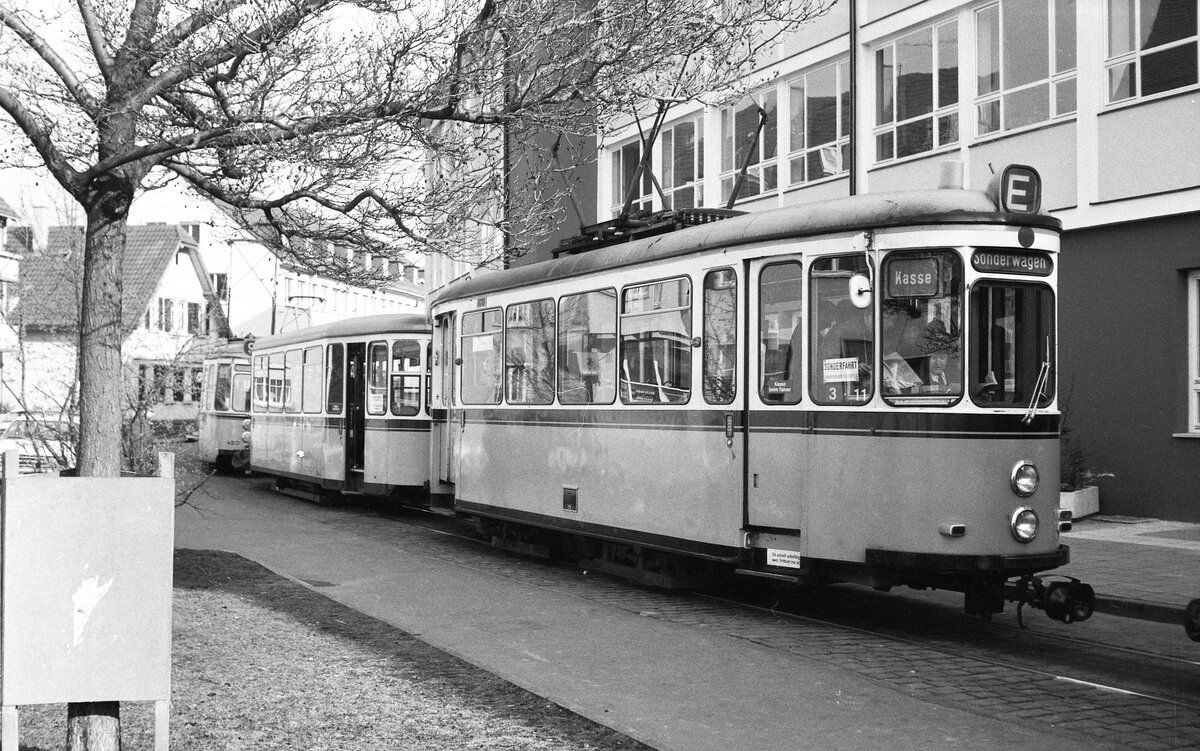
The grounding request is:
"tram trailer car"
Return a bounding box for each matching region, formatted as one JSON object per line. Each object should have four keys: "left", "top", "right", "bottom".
{"left": 247, "top": 313, "right": 433, "bottom": 503}
{"left": 198, "top": 341, "right": 253, "bottom": 472}
{"left": 429, "top": 165, "right": 1095, "bottom": 623}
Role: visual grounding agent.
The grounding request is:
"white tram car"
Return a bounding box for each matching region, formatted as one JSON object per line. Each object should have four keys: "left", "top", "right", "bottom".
{"left": 247, "top": 314, "right": 433, "bottom": 502}
{"left": 428, "top": 166, "right": 1094, "bottom": 622}
{"left": 197, "top": 341, "right": 253, "bottom": 472}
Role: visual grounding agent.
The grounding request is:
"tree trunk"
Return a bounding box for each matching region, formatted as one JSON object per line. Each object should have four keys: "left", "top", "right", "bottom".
{"left": 66, "top": 180, "right": 132, "bottom": 750}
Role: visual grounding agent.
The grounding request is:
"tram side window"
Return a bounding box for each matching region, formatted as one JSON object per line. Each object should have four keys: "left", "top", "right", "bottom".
{"left": 367, "top": 341, "right": 389, "bottom": 415}
{"left": 506, "top": 300, "right": 555, "bottom": 405}
{"left": 391, "top": 339, "right": 422, "bottom": 416}
{"left": 620, "top": 278, "right": 692, "bottom": 404}
{"left": 704, "top": 269, "right": 738, "bottom": 405}
{"left": 558, "top": 289, "right": 617, "bottom": 405}
{"left": 214, "top": 364, "right": 233, "bottom": 411}
{"left": 326, "top": 344, "right": 345, "bottom": 414}
{"left": 462, "top": 309, "right": 503, "bottom": 404}
{"left": 759, "top": 262, "right": 803, "bottom": 404}
{"left": 880, "top": 251, "right": 963, "bottom": 402}
{"left": 810, "top": 255, "right": 873, "bottom": 405}
{"left": 253, "top": 355, "right": 268, "bottom": 412}
{"left": 970, "top": 282, "right": 1055, "bottom": 407}
{"left": 232, "top": 365, "right": 252, "bottom": 413}
{"left": 284, "top": 349, "right": 302, "bottom": 412}
{"left": 267, "top": 353, "right": 286, "bottom": 412}
{"left": 302, "top": 346, "right": 323, "bottom": 413}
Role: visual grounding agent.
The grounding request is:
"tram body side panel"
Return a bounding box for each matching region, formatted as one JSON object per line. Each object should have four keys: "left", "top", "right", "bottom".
{"left": 363, "top": 418, "right": 431, "bottom": 487}
{"left": 751, "top": 429, "right": 1063, "bottom": 564}
{"left": 455, "top": 409, "right": 744, "bottom": 553}
{"left": 251, "top": 415, "right": 344, "bottom": 484}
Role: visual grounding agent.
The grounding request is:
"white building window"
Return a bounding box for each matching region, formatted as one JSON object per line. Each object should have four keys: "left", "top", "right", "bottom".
{"left": 788, "top": 59, "right": 850, "bottom": 185}
{"left": 720, "top": 90, "right": 778, "bottom": 205}
{"left": 610, "top": 139, "right": 653, "bottom": 216}
{"left": 662, "top": 115, "right": 704, "bottom": 210}
{"left": 874, "top": 20, "right": 959, "bottom": 162}
{"left": 975, "top": 0, "right": 1077, "bottom": 136}
{"left": 1106, "top": 0, "right": 1198, "bottom": 103}
{"left": 1190, "top": 270, "right": 1200, "bottom": 433}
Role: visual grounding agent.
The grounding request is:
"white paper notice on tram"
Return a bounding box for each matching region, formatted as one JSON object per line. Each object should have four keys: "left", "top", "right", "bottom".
{"left": 767, "top": 549, "right": 804, "bottom": 569}
{"left": 823, "top": 358, "right": 859, "bottom": 382}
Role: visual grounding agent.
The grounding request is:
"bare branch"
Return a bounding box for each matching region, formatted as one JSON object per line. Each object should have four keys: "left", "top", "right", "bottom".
{"left": 0, "top": 83, "right": 85, "bottom": 195}
{"left": 75, "top": 0, "right": 115, "bottom": 82}
{"left": 0, "top": 3, "right": 103, "bottom": 117}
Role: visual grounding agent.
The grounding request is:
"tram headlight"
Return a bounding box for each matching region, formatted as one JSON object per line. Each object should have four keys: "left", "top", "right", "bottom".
{"left": 1009, "top": 460, "right": 1039, "bottom": 497}
{"left": 1010, "top": 507, "right": 1039, "bottom": 543}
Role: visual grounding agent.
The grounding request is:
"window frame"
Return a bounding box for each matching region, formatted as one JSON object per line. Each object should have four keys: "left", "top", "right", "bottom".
{"left": 720, "top": 90, "right": 779, "bottom": 205}
{"left": 1188, "top": 270, "right": 1200, "bottom": 433}
{"left": 504, "top": 299, "right": 557, "bottom": 405}
{"left": 390, "top": 339, "right": 423, "bottom": 417}
{"left": 758, "top": 261, "right": 805, "bottom": 405}
{"left": 367, "top": 340, "right": 390, "bottom": 416}
{"left": 557, "top": 288, "right": 619, "bottom": 406}
{"left": 703, "top": 268, "right": 738, "bottom": 405}
{"left": 975, "top": 0, "right": 1078, "bottom": 138}
{"left": 619, "top": 276, "right": 694, "bottom": 405}
{"left": 873, "top": 19, "right": 960, "bottom": 164}
{"left": 609, "top": 139, "right": 654, "bottom": 216}
{"left": 1105, "top": 0, "right": 1199, "bottom": 104}
{"left": 301, "top": 345, "right": 323, "bottom": 414}
{"left": 661, "top": 114, "right": 705, "bottom": 210}
{"left": 787, "top": 58, "right": 851, "bottom": 186}
{"left": 461, "top": 309, "right": 504, "bottom": 405}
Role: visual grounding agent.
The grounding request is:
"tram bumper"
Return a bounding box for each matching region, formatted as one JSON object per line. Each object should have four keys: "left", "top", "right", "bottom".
{"left": 864, "top": 544, "right": 1069, "bottom": 575}
{"left": 865, "top": 545, "right": 1093, "bottom": 623}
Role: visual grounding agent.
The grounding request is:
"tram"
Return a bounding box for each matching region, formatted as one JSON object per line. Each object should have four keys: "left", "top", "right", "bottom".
{"left": 428, "top": 165, "right": 1095, "bottom": 622}
{"left": 246, "top": 313, "right": 433, "bottom": 502}
{"left": 197, "top": 341, "right": 252, "bottom": 472}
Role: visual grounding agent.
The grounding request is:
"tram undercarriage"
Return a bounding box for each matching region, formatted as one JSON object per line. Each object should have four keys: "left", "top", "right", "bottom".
{"left": 471, "top": 514, "right": 1095, "bottom": 625}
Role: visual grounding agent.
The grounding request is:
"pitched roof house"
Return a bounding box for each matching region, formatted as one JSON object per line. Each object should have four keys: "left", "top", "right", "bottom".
{"left": 5, "top": 224, "right": 229, "bottom": 417}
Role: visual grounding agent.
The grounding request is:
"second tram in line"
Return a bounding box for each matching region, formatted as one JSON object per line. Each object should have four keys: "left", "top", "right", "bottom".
{"left": 426, "top": 165, "right": 1094, "bottom": 622}
{"left": 246, "top": 314, "right": 433, "bottom": 501}
{"left": 197, "top": 340, "right": 253, "bottom": 472}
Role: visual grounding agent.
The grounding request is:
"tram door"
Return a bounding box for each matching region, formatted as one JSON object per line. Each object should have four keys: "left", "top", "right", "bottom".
{"left": 743, "top": 256, "right": 808, "bottom": 532}
{"left": 345, "top": 342, "right": 367, "bottom": 481}
{"left": 434, "top": 314, "right": 458, "bottom": 486}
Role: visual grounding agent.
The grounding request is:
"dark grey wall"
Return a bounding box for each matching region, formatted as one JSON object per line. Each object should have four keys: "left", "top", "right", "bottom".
{"left": 1059, "top": 210, "right": 1200, "bottom": 522}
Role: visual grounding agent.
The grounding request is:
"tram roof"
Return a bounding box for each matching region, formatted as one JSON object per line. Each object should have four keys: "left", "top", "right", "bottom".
{"left": 251, "top": 313, "right": 430, "bottom": 352}
{"left": 201, "top": 339, "right": 253, "bottom": 361}
{"left": 431, "top": 189, "right": 1061, "bottom": 305}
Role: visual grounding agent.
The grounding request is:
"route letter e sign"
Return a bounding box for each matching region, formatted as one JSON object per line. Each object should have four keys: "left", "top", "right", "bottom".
{"left": 987, "top": 164, "right": 1042, "bottom": 214}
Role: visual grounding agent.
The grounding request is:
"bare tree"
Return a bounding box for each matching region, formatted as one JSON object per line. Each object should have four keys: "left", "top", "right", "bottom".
{"left": 0, "top": 0, "right": 832, "bottom": 746}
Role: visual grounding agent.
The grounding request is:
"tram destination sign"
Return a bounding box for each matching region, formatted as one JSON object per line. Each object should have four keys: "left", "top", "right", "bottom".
{"left": 971, "top": 249, "right": 1053, "bottom": 276}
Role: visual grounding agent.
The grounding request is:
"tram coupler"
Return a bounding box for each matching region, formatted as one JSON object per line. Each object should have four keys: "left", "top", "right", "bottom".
{"left": 1009, "top": 574, "right": 1096, "bottom": 627}
{"left": 1185, "top": 599, "right": 1200, "bottom": 642}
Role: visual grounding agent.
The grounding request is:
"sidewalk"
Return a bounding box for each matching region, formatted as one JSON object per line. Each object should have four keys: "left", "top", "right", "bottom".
{"left": 1059, "top": 515, "right": 1200, "bottom": 626}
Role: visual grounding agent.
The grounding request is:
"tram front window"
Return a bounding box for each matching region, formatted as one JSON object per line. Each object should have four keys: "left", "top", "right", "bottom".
{"left": 880, "top": 250, "right": 963, "bottom": 402}
{"left": 969, "top": 282, "right": 1055, "bottom": 408}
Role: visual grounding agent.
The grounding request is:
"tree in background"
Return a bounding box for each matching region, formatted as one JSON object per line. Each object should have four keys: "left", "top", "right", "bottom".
{"left": 0, "top": 0, "right": 832, "bottom": 746}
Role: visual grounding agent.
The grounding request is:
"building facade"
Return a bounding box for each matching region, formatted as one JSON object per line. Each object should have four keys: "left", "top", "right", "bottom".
{"left": 583, "top": 0, "right": 1199, "bottom": 521}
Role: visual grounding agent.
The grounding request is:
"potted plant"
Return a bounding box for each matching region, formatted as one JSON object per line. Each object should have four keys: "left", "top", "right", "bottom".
{"left": 1059, "top": 437, "right": 1112, "bottom": 519}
